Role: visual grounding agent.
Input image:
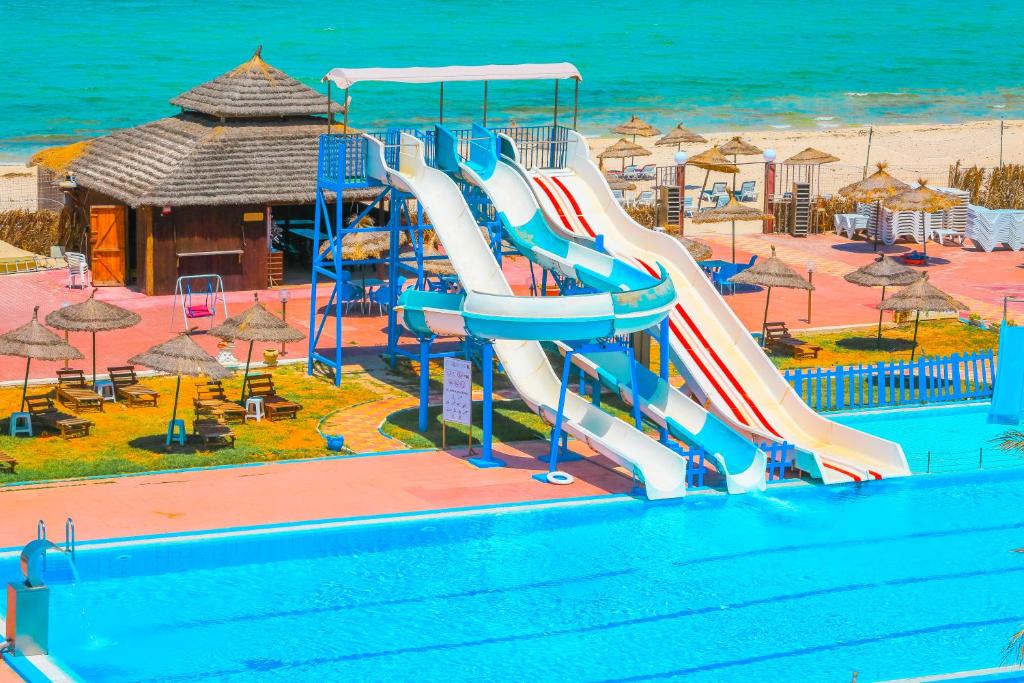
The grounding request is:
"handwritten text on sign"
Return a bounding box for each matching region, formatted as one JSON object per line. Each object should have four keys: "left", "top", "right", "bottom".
{"left": 443, "top": 357, "right": 472, "bottom": 426}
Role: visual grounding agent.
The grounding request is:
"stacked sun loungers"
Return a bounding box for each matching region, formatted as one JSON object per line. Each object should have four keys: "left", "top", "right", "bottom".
{"left": 833, "top": 213, "right": 868, "bottom": 239}
{"left": 857, "top": 187, "right": 969, "bottom": 246}
{"left": 966, "top": 206, "right": 1024, "bottom": 252}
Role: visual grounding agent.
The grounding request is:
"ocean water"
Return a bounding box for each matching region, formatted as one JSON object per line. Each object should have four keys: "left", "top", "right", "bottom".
{"left": 2, "top": 0, "right": 1024, "bottom": 161}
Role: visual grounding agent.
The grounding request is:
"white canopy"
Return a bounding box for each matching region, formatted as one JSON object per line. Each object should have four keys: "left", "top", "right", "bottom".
{"left": 323, "top": 63, "right": 582, "bottom": 89}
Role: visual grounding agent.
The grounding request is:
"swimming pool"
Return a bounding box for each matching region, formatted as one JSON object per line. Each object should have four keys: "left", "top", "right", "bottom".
{"left": 834, "top": 402, "right": 1019, "bottom": 472}
{"left": 4, "top": 469, "right": 1024, "bottom": 682}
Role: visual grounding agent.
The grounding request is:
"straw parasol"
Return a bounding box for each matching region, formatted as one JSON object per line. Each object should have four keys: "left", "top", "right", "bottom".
{"left": 129, "top": 334, "right": 231, "bottom": 449}
{"left": 688, "top": 146, "right": 740, "bottom": 211}
{"left": 612, "top": 115, "right": 660, "bottom": 142}
{"left": 784, "top": 147, "right": 840, "bottom": 165}
{"left": 882, "top": 180, "right": 959, "bottom": 264}
{"left": 878, "top": 272, "right": 965, "bottom": 361}
{"left": 730, "top": 246, "right": 814, "bottom": 344}
{"left": 210, "top": 293, "right": 305, "bottom": 401}
{"left": 45, "top": 290, "right": 141, "bottom": 386}
{"left": 656, "top": 124, "right": 707, "bottom": 150}
{"left": 691, "top": 193, "right": 771, "bottom": 264}
{"left": 598, "top": 138, "right": 652, "bottom": 171}
{"left": 421, "top": 242, "right": 457, "bottom": 276}
{"left": 837, "top": 162, "right": 911, "bottom": 251}
{"left": 0, "top": 307, "right": 83, "bottom": 412}
{"left": 606, "top": 176, "right": 637, "bottom": 191}
{"left": 718, "top": 136, "right": 763, "bottom": 157}
{"left": 843, "top": 255, "right": 921, "bottom": 347}
{"left": 672, "top": 235, "right": 713, "bottom": 262}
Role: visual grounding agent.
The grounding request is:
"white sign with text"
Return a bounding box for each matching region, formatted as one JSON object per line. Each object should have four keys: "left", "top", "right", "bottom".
{"left": 442, "top": 357, "right": 473, "bottom": 426}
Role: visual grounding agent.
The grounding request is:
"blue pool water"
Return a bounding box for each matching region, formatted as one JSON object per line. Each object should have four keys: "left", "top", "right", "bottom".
{"left": 835, "top": 402, "right": 1017, "bottom": 472}
{"left": 4, "top": 469, "right": 1024, "bottom": 682}
{"left": 3, "top": 0, "right": 1024, "bottom": 161}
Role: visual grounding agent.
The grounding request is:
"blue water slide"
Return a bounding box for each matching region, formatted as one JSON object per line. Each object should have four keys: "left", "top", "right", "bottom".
{"left": 989, "top": 325, "right": 1024, "bottom": 424}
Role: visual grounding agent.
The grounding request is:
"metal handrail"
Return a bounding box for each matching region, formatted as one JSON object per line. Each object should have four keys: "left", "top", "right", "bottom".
{"left": 64, "top": 517, "right": 76, "bottom": 560}
{"left": 1003, "top": 296, "right": 1024, "bottom": 322}
{"left": 37, "top": 519, "right": 45, "bottom": 540}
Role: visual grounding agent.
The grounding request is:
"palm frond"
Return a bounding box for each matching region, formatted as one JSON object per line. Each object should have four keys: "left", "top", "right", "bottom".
{"left": 1003, "top": 626, "right": 1024, "bottom": 664}
{"left": 992, "top": 430, "right": 1024, "bottom": 452}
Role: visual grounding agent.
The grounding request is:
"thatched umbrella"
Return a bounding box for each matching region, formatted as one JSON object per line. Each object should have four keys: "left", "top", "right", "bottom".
{"left": 783, "top": 147, "right": 840, "bottom": 200}
{"left": 598, "top": 138, "right": 652, "bottom": 171}
{"left": 45, "top": 289, "right": 141, "bottom": 386}
{"left": 129, "top": 334, "right": 231, "bottom": 449}
{"left": 843, "top": 255, "right": 921, "bottom": 348}
{"left": 718, "top": 137, "right": 764, "bottom": 207}
{"left": 837, "top": 162, "right": 911, "bottom": 251}
{"left": 673, "top": 235, "right": 713, "bottom": 262}
{"left": 688, "top": 146, "right": 740, "bottom": 211}
{"left": 730, "top": 246, "right": 814, "bottom": 344}
{"left": 656, "top": 124, "right": 707, "bottom": 150}
{"left": 612, "top": 115, "right": 660, "bottom": 142}
{"left": 210, "top": 293, "right": 305, "bottom": 401}
{"left": 691, "top": 193, "right": 771, "bottom": 264}
{"left": 0, "top": 307, "right": 83, "bottom": 412}
{"left": 606, "top": 177, "right": 638, "bottom": 191}
{"left": 882, "top": 180, "right": 959, "bottom": 264}
{"left": 879, "top": 272, "right": 965, "bottom": 361}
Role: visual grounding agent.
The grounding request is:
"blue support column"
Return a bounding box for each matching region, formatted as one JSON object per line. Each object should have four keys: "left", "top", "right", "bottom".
{"left": 418, "top": 336, "right": 432, "bottom": 432}
{"left": 468, "top": 340, "right": 505, "bottom": 469}
{"left": 626, "top": 347, "right": 643, "bottom": 431}
{"left": 658, "top": 320, "right": 670, "bottom": 443}
{"left": 536, "top": 350, "right": 581, "bottom": 473}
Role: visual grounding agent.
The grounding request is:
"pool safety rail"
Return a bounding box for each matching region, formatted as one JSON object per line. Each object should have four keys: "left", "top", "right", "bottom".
{"left": 784, "top": 350, "right": 995, "bottom": 412}
{"left": 916, "top": 446, "right": 1023, "bottom": 475}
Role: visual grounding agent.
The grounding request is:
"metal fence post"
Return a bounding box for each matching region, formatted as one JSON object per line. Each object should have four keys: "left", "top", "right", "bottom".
{"left": 979, "top": 448, "right": 983, "bottom": 470}
{"left": 927, "top": 451, "right": 931, "bottom": 473}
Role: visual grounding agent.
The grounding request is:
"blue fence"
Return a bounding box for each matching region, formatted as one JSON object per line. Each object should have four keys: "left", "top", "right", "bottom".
{"left": 784, "top": 350, "right": 996, "bottom": 412}
{"left": 762, "top": 441, "right": 796, "bottom": 481}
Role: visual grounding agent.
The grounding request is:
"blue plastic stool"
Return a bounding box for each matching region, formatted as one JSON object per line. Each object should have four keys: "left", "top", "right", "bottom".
{"left": 165, "top": 419, "right": 186, "bottom": 446}
{"left": 94, "top": 379, "right": 116, "bottom": 403}
{"left": 9, "top": 412, "right": 32, "bottom": 437}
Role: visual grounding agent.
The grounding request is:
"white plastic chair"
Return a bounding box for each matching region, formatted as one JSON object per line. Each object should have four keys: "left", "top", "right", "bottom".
{"left": 66, "top": 252, "right": 88, "bottom": 289}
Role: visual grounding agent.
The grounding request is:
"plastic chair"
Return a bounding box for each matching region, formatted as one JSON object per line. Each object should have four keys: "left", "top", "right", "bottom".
{"left": 369, "top": 276, "right": 408, "bottom": 315}
{"left": 66, "top": 252, "right": 88, "bottom": 289}
{"left": 245, "top": 397, "right": 265, "bottom": 423}
{"left": 9, "top": 412, "right": 32, "bottom": 437}
{"left": 339, "top": 271, "right": 365, "bottom": 313}
{"left": 94, "top": 380, "right": 116, "bottom": 403}
{"left": 165, "top": 419, "right": 186, "bottom": 447}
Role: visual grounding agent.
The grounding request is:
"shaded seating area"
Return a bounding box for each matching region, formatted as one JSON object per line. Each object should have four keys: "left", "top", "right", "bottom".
{"left": 763, "top": 322, "right": 822, "bottom": 359}
{"left": 193, "top": 380, "right": 246, "bottom": 423}
{"left": 698, "top": 255, "right": 758, "bottom": 294}
{"left": 107, "top": 366, "right": 160, "bottom": 407}
{"left": 26, "top": 394, "right": 94, "bottom": 439}
{"left": 56, "top": 369, "right": 105, "bottom": 412}
{"left": 244, "top": 373, "right": 303, "bottom": 420}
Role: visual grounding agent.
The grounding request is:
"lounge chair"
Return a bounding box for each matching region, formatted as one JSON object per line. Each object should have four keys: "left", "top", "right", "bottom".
{"left": 638, "top": 163, "right": 657, "bottom": 180}
{"left": 700, "top": 195, "right": 729, "bottom": 211}
{"left": 244, "top": 373, "right": 303, "bottom": 421}
{"left": 622, "top": 165, "right": 641, "bottom": 180}
{"left": 56, "top": 369, "right": 104, "bottom": 413}
{"left": 612, "top": 189, "right": 627, "bottom": 205}
{"left": 701, "top": 182, "right": 727, "bottom": 202}
{"left": 736, "top": 180, "right": 758, "bottom": 202}
{"left": 683, "top": 196, "right": 695, "bottom": 218}
{"left": 66, "top": 251, "right": 88, "bottom": 289}
{"left": 26, "top": 394, "right": 94, "bottom": 439}
{"left": 193, "top": 380, "right": 246, "bottom": 423}
{"left": 0, "top": 452, "right": 16, "bottom": 473}
{"left": 107, "top": 366, "right": 160, "bottom": 407}
{"left": 634, "top": 190, "right": 655, "bottom": 207}
{"left": 763, "top": 322, "right": 822, "bottom": 359}
{"left": 193, "top": 419, "right": 236, "bottom": 449}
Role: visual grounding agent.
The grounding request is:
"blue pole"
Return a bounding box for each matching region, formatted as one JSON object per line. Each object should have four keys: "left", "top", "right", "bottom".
{"left": 658, "top": 320, "right": 670, "bottom": 442}
{"left": 418, "top": 337, "right": 431, "bottom": 432}
{"left": 548, "top": 350, "right": 574, "bottom": 472}
{"left": 308, "top": 191, "right": 322, "bottom": 377}
{"left": 333, "top": 173, "right": 344, "bottom": 386}
{"left": 627, "top": 347, "right": 643, "bottom": 431}
{"left": 482, "top": 341, "right": 493, "bottom": 460}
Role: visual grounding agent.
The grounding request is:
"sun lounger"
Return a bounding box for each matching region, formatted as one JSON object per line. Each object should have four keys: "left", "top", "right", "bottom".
{"left": 26, "top": 394, "right": 94, "bottom": 439}
{"left": 763, "top": 322, "right": 822, "bottom": 359}
{"left": 0, "top": 452, "right": 16, "bottom": 473}
{"left": 244, "top": 374, "right": 303, "bottom": 421}
{"left": 107, "top": 366, "right": 160, "bottom": 407}
{"left": 638, "top": 163, "right": 657, "bottom": 180}
{"left": 193, "top": 380, "right": 246, "bottom": 423}
{"left": 701, "top": 182, "right": 727, "bottom": 202}
{"left": 193, "top": 419, "right": 236, "bottom": 449}
{"left": 56, "top": 369, "right": 104, "bottom": 413}
{"left": 736, "top": 180, "right": 758, "bottom": 202}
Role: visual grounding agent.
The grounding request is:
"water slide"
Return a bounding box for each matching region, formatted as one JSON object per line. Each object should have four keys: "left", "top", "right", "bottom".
{"left": 363, "top": 132, "right": 692, "bottom": 499}
{"left": 519, "top": 129, "right": 909, "bottom": 484}
{"left": 449, "top": 125, "right": 766, "bottom": 493}
{"left": 989, "top": 325, "right": 1024, "bottom": 424}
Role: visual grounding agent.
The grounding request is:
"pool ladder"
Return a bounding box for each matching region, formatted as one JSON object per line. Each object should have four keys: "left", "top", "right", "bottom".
{"left": 35, "top": 517, "right": 76, "bottom": 561}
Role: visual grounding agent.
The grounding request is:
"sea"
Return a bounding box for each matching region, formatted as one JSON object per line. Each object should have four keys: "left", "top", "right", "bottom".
{"left": 2, "top": 0, "right": 1023, "bottom": 162}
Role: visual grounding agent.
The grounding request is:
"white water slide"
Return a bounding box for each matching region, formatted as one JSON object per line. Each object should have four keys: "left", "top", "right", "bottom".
{"left": 364, "top": 133, "right": 690, "bottom": 499}
{"left": 523, "top": 131, "right": 909, "bottom": 484}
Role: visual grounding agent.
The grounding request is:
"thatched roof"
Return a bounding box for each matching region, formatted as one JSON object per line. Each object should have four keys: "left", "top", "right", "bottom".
{"left": 690, "top": 194, "right": 769, "bottom": 224}
{"left": 673, "top": 235, "right": 713, "bottom": 261}
{"left": 612, "top": 115, "right": 660, "bottom": 138}
{"left": 878, "top": 272, "right": 966, "bottom": 312}
{"left": 45, "top": 289, "right": 141, "bottom": 332}
{"left": 883, "top": 179, "right": 960, "bottom": 213}
{"left": 129, "top": 334, "right": 232, "bottom": 378}
{"left": 598, "top": 138, "right": 652, "bottom": 159}
{"left": 718, "top": 136, "right": 762, "bottom": 156}
{"left": 210, "top": 294, "right": 305, "bottom": 343}
{"left": 606, "top": 176, "right": 637, "bottom": 191}
{"left": 171, "top": 47, "right": 341, "bottom": 119}
{"left": 0, "top": 307, "right": 83, "bottom": 361}
{"left": 837, "top": 162, "right": 910, "bottom": 202}
{"left": 843, "top": 255, "right": 920, "bottom": 288}
{"left": 656, "top": 124, "right": 706, "bottom": 147}
{"left": 784, "top": 147, "right": 840, "bottom": 165}
{"left": 687, "top": 146, "right": 740, "bottom": 174}
{"left": 421, "top": 243, "right": 457, "bottom": 276}
{"left": 730, "top": 246, "right": 813, "bottom": 290}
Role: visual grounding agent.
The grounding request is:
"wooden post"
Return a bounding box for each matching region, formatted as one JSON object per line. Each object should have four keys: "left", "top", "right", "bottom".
{"left": 863, "top": 126, "right": 873, "bottom": 179}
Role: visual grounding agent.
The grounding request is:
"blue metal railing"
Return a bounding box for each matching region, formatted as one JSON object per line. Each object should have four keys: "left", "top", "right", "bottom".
{"left": 493, "top": 125, "right": 569, "bottom": 169}
{"left": 762, "top": 441, "right": 796, "bottom": 481}
{"left": 317, "top": 134, "right": 367, "bottom": 187}
{"left": 784, "top": 350, "right": 996, "bottom": 412}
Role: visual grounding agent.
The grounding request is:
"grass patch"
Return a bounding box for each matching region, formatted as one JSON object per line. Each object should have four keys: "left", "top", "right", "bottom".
{"left": 0, "top": 364, "right": 387, "bottom": 484}
{"left": 770, "top": 319, "right": 998, "bottom": 370}
{"left": 381, "top": 400, "right": 548, "bottom": 449}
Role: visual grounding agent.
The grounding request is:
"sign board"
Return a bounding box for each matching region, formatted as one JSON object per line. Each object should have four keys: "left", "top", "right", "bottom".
{"left": 243, "top": 212, "right": 265, "bottom": 223}
{"left": 442, "top": 357, "right": 472, "bottom": 426}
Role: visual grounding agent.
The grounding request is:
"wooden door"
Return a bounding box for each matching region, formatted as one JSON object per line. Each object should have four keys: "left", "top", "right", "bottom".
{"left": 89, "top": 205, "right": 126, "bottom": 285}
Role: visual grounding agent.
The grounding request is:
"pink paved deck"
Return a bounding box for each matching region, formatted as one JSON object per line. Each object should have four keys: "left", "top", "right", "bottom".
{"left": 0, "top": 442, "right": 632, "bottom": 549}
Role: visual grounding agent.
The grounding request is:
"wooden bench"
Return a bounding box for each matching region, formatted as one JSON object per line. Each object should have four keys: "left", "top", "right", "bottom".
{"left": 244, "top": 374, "right": 302, "bottom": 421}
{"left": 56, "top": 369, "right": 105, "bottom": 413}
{"left": 0, "top": 452, "right": 16, "bottom": 473}
{"left": 193, "top": 380, "right": 246, "bottom": 424}
{"left": 763, "top": 322, "right": 822, "bottom": 360}
{"left": 26, "top": 395, "right": 94, "bottom": 439}
{"left": 193, "top": 419, "right": 236, "bottom": 449}
{"left": 107, "top": 366, "right": 160, "bottom": 407}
